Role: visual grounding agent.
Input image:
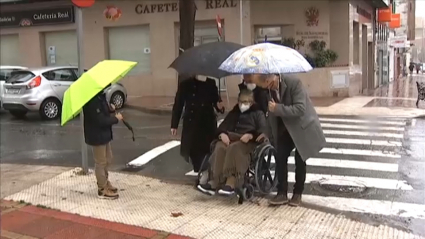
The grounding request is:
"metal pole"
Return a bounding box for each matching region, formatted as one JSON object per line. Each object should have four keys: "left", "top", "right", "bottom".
{"left": 239, "top": 0, "right": 243, "bottom": 44}
{"left": 76, "top": 7, "right": 88, "bottom": 173}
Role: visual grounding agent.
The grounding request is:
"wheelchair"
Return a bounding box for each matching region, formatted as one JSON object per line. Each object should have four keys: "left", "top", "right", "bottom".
{"left": 197, "top": 139, "right": 278, "bottom": 204}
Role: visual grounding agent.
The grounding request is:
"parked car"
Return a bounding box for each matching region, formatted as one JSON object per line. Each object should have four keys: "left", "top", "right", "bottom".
{"left": 2, "top": 66, "right": 127, "bottom": 120}
{"left": 0, "top": 66, "right": 28, "bottom": 109}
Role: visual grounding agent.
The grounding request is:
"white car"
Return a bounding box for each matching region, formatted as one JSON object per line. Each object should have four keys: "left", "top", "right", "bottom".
{"left": 0, "top": 66, "right": 28, "bottom": 108}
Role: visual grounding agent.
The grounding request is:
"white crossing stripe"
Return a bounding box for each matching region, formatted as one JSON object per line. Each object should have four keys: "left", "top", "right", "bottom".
{"left": 277, "top": 172, "right": 413, "bottom": 190}
{"left": 325, "top": 137, "right": 402, "bottom": 147}
{"left": 185, "top": 170, "right": 198, "bottom": 176}
{"left": 288, "top": 157, "right": 398, "bottom": 172}
{"left": 319, "top": 117, "right": 407, "bottom": 126}
{"left": 269, "top": 193, "right": 425, "bottom": 219}
{"left": 320, "top": 147, "right": 400, "bottom": 158}
{"left": 127, "top": 140, "right": 181, "bottom": 167}
{"left": 323, "top": 129, "right": 404, "bottom": 139}
{"left": 321, "top": 123, "right": 405, "bottom": 132}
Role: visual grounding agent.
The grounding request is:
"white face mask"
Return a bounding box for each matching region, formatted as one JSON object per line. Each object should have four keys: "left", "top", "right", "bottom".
{"left": 239, "top": 103, "right": 250, "bottom": 113}
{"left": 196, "top": 75, "right": 207, "bottom": 81}
{"left": 246, "top": 83, "right": 256, "bottom": 91}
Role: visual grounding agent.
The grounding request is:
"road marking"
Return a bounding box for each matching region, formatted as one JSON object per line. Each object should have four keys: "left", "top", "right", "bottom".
{"left": 319, "top": 147, "right": 400, "bottom": 158}
{"left": 325, "top": 137, "right": 402, "bottom": 146}
{"left": 185, "top": 170, "right": 198, "bottom": 176}
{"left": 127, "top": 140, "right": 181, "bottom": 167}
{"left": 269, "top": 193, "right": 425, "bottom": 219}
{"left": 411, "top": 119, "right": 416, "bottom": 126}
{"left": 319, "top": 117, "right": 407, "bottom": 126}
{"left": 321, "top": 123, "right": 405, "bottom": 132}
{"left": 273, "top": 172, "right": 413, "bottom": 190}
{"left": 288, "top": 157, "right": 398, "bottom": 172}
{"left": 323, "top": 129, "right": 404, "bottom": 139}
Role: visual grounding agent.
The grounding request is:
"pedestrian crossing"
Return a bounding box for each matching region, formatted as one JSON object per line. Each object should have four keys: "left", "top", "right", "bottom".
{"left": 185, "top": 116, "right": 425, "bottom": 218}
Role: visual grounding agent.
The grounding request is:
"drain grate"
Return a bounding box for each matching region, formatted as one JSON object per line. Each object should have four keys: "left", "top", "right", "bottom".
{"left": 316, "top": 179, "right": 367, "bottom": 194}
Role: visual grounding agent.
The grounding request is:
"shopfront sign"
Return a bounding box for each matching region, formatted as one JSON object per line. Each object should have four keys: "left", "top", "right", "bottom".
{"left": 356, "top": 6, "right": 372, "bottom": 20}
{"left": 296, "top": 31, "right": 328, "bottom": 40}
{"left": 0, "top": 6, "right": 74, "bottom": 27}
{"left": 377, "top": 4, "right": 392, "bottom": 22}
{"left": 135, "top": 0, "right": 237, "bottom": 14}
{"left": 389, "top": 35, "right": 407, "bottom": 48}
{"left": 389, "top": 13, "right": 401, "bottom": 29}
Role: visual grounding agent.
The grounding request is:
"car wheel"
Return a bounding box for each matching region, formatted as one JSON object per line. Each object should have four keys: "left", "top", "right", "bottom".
{"left": 111, "top": 91, "right": 125, "bottom": 109}
{"left": 40, "top": 98, "right": 61, "bottom": 120}
{"left": 9, "top": 110, "right": 27, "bottom": 118}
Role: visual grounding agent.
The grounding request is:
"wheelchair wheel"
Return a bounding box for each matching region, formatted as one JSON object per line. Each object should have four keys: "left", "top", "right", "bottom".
{"left": 197, "top": 154, "right": 211, "bottom": 185}
{"left": 255, "top": 145, "right": 278, "bottom": 195}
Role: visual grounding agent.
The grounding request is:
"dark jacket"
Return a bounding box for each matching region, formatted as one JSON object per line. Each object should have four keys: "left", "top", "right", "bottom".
{"left": 171, "top": 77, "right": 220, "bottom": 158}
{"left": 83, "top": 92, "right": 118, "bottom": 146}
{"left": 217, "top": 103, "right": 267, "bottom": 140}
{"left": 238, "top": 83, "right": 269, "bottom": 114}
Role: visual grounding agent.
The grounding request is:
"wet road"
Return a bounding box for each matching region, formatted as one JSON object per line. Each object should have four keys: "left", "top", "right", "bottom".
{"left": 1, "top": 108, "right": 425, "bottom": 235}
{"left": 0, "top": 108, "right": 175, "bottom": 171}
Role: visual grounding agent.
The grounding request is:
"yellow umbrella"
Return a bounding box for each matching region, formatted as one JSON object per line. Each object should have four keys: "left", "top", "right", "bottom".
{"left": 61, "top": 60, "right": 137, "bottom": 126}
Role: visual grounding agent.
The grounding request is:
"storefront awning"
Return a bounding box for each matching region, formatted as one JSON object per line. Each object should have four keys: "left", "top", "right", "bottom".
{"left": 369, "top": 0, "right": 390, "bottom": 8}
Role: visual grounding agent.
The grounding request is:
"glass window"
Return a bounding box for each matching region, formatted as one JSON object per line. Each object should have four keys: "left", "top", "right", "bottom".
{"left": 43, "top": 69, "right": 76, "bottom": 82}
{"left": 107, "top": 25, "right": 151, "bottom": 75}
{"left": 0, "top": 69, "right": 13, "bottom": 81}
{"left": 6, "top": 71, "right": 35, "bottom": 83}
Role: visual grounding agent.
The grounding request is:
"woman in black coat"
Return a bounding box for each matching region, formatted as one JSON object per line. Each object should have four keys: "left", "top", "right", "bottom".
{"left": 171, "top": 76, "right": 224, "bottom": 173}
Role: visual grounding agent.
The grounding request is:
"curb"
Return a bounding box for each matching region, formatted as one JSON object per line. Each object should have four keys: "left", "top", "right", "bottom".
{"left": 126, "top": 104, "right": 172, "bottom": 115}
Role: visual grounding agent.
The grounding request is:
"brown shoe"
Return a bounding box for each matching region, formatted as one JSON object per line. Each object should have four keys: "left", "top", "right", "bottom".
{"left": 107, "top": 181, "right": 118, "bottom": 193}
{"left": 289, "top": 194, "right": 302, "bottom": 207}
{"left": 98, "top": 188, "right": 119, "bottom": 200}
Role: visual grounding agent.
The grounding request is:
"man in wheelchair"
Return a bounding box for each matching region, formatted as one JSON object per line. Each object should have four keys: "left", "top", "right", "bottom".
{"left": 197, "top": 90, "right": 268, "bottom": 196}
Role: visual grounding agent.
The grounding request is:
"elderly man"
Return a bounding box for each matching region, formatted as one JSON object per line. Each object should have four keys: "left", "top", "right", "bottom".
{"left": 244, "top": 74, "right": 326, "bottom": 207}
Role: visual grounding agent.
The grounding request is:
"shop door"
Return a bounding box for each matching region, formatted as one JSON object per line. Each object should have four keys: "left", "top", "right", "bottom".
{"left": 378, "top": 50, "right": 383, "bottom": 86}
{"left": 0, "top": 34, "right": 20, "bottom": 65}
{"left": 44, "top": 31, "right": 78, "bottom": 66}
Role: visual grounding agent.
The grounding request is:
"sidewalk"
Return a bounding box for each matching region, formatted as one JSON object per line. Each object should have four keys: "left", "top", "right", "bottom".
{"left": 126, "top": 96, "right": 345, "bottom": 115}
{"left": 126, "top": 76, "right": 425, "bottom": 118}
{"left": 0, "top": 200, "right": 188, "bottom": 239}
{"left": 3, "top": 166, "right": 424, "bottom": 239}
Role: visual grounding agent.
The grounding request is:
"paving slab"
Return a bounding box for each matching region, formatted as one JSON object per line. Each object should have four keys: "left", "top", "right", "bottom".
{"left": 0, "top": 200, "right": 187, "bottom": 239}
{"left": 0, "top": 164, "right": 71, "bottom": 199}
{"left": 4, "top": 168, "right": 424, "bottom": 239}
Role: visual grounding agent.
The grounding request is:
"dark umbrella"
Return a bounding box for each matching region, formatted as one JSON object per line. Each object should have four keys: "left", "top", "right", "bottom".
{"left": 122, "top": 120, "right": 135, "bottom": 141}
{"left": 169, "top": 41, "right": 244, "bottom": 79}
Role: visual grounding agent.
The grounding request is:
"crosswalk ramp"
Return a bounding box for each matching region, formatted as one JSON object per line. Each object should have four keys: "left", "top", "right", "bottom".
{"left": 186, "top": 116, "right": 425, "bottom": 219}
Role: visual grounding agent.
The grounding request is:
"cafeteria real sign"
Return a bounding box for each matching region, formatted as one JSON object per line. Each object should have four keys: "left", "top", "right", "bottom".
{"left": 0, "top": 6, "right": 74, "bottom": 27}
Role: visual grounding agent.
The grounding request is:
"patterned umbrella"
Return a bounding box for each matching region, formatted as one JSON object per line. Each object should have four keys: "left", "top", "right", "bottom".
{"left": 219, "top": 43, "right": 313, "bottom": 74}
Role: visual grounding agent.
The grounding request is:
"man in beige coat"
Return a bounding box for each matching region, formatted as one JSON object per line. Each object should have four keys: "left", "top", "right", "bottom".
{"left": 245, "top": 74, "right": 326, "bottom": 207}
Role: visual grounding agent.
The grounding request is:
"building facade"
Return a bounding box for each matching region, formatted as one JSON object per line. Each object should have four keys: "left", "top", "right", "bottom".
{"left": 0, "top": 0, "right": 387, "bottom": 98}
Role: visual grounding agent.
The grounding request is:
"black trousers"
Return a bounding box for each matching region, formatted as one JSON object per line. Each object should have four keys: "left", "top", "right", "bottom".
{"left": 189, "top": 150, "right": 206, "bottom": 173}
{"left": 276, "top": 130, "right": 307, "bottom": 194}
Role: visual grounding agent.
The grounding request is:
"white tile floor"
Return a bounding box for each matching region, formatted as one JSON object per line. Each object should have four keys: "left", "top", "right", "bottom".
{"left": 5, "top": 168, "right": 424, "bottom": 239}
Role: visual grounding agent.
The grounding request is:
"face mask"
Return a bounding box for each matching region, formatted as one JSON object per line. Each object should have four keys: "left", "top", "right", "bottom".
{"left": 196, "top": 75, "right": 207, "bottom": 81}
{"left": 246, "top": 83, "right": 256, "bottom": 91}
{"left": 239, "top": 103, "right": 250, "bottom": 113}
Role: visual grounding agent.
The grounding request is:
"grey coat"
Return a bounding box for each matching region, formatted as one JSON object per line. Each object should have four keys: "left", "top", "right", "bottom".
{"left": 267, "top": 75, "right": 326, "bottom": 161}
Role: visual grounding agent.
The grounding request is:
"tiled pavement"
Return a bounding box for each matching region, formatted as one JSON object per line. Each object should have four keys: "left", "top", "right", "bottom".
{"left": 4, "top": 168, "right": 424, "bottom": 239}
{"left": 0, "top": 200, "right": 191, "bottom": 239}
